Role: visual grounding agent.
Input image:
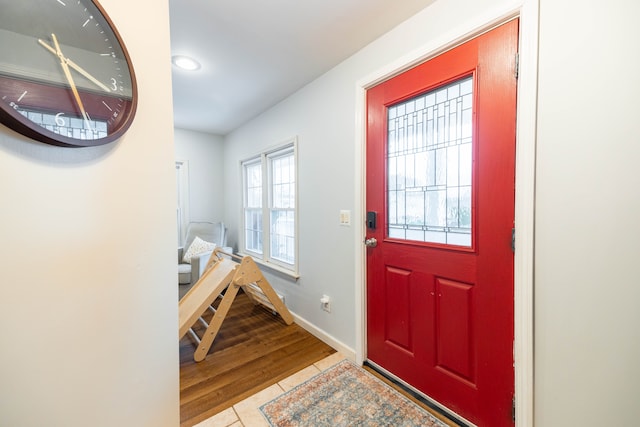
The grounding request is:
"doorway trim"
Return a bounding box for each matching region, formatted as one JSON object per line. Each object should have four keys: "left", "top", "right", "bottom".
{"left": 176, "top": 160, "right": 190, "bottom": 247}
{"left": 353, "top": 2, "right": 538, "bottom": 426}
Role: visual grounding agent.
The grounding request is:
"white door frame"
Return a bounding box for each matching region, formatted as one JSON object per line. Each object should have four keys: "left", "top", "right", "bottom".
{"left": 353, "top": 2, "right": 538, "bottom": 426}
{"left": 176, "top": 160, "right": 190, "bottom": 247}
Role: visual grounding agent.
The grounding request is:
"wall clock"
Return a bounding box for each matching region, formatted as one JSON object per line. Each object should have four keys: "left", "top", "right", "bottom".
{"left": 0, "top": 0, "right": 137, "bottom": 147}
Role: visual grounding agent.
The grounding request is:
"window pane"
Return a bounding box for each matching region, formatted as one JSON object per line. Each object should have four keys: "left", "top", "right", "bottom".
{"left": 270, "top": 209, "right": 294, "bottom": 264}
{"left": 245, "top": 162, "right": 262, "bottom": 208}
{"left": 271, "top": 152, "right": 295, "bottom": 209}
{"left": 244, "top": 209, "right": 263, "bottom": 254}
{"left": 386, "top": 76, "right": 473, "bottom": 247}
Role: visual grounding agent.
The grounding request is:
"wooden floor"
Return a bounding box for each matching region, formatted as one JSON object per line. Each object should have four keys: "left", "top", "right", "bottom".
{"left": 179, "top": 289, "right": 336, "bottom": 427}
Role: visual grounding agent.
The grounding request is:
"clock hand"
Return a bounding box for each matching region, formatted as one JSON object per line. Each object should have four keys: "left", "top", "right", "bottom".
{"left": 38, "top": 39, "right": 111, "bottom": 93}
{"left": 50, "top": 34, "right": 93, "bottom": 131}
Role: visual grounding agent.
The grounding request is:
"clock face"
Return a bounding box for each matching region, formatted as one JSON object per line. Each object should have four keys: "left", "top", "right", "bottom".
{"left": 0, "top": 0, "right": 137, "bottom": 147}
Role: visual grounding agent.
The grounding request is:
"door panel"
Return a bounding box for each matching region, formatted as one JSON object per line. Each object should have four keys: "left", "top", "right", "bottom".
{"left": 436, "top": 278, "right": 474, "bottom": 384}
{"left": 384, "top": 266, "right": 413, "bottom": 351}
{"left": 366, "top": 20, "right": 518, "bottom": 427}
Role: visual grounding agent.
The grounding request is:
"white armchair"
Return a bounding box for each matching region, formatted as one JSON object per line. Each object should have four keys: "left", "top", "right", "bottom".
{"left": 178, "top": 221, "right": 227, "bottom": 285}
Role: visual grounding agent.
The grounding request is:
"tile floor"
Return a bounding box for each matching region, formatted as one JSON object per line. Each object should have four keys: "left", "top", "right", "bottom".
{"left": 193, "top": 352, "right": 347, "bottom": 427}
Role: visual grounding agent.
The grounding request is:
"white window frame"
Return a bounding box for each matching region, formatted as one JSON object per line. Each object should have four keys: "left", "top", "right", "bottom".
{"left": 241, "top": 138, "right": 298, "bottom": 277}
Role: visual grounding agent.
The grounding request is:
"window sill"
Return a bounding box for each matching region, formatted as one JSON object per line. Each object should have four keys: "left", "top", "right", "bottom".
{"left": 238, "top": 252, "right": 300, "bottom": 281}
{"left": 237, "top": 253, "right": 300, "bottom": 281}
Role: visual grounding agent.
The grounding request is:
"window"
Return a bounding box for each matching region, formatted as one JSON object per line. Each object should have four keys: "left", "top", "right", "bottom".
{"left": 242, "top": 139, "right": 297, "bottom": 274}
{"left": 387, "top": 76, "right": 473, "bottom": 247}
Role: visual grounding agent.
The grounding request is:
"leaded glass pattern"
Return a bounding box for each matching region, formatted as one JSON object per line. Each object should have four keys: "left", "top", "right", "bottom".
{"left": 387, "top": 76, "right": 473, "bottom": 247}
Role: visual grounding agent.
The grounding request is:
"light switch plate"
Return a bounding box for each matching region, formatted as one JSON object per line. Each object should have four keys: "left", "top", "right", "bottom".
{"left": 340, "top": 210, "right": 351, "bottom": 226}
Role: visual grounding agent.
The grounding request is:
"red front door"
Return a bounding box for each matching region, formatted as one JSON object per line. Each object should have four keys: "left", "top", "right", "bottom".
{"left": 366, "top": 20, "right": 518, "bottom": 427}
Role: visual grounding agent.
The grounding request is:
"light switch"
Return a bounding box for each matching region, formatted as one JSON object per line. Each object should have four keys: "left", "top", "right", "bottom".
{"left": 340, "top": 210, "right": 351, "bottom": 226}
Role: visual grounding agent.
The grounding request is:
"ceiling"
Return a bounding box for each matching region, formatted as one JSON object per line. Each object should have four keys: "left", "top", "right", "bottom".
{"left": 168, "top": 0, "right": 436, "bottom": 135}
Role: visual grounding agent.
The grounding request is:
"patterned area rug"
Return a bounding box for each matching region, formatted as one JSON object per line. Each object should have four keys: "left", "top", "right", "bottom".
{"left": 260, "top": 360, "right": 447, "bottom": 426}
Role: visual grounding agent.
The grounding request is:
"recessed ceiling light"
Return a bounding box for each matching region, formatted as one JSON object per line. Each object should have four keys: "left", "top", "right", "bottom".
{"left": 172, "top": 55, "right": 201, "bottom": 71}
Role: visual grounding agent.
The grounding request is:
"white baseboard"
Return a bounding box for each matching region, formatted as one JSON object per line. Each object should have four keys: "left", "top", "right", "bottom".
{"left": 290, "top": 311, "right": 356, "bottom": 361}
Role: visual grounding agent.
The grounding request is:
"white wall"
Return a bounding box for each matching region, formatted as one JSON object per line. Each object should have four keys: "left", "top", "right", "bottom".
{"left": 223, "top": 0, "right": 522, "bottom": 356}
{"left": 0, "top": 1, "right": 179, "bottom": 426}
{"left": 223, "top": 0, "right": 640, "bottom": 425}
{"left": 535, "top": 0, "right": 640, "bottom": 425}
{"left": 174, "top": 128, "right": 225, "bottom": 223}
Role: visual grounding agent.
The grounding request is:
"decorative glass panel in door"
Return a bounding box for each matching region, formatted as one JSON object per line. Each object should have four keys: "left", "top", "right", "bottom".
{"left": 387, "top": 76, "right": 473, "bottom": 247}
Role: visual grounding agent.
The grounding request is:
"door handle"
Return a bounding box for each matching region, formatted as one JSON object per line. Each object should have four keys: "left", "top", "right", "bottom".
{"left": 364, "top": 237, "right": 378, "bottom": 248}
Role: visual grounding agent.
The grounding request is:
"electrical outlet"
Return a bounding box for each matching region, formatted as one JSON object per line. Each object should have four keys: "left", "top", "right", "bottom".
{"left": 320, "top": 295, "right": 331, "bottom": 312}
